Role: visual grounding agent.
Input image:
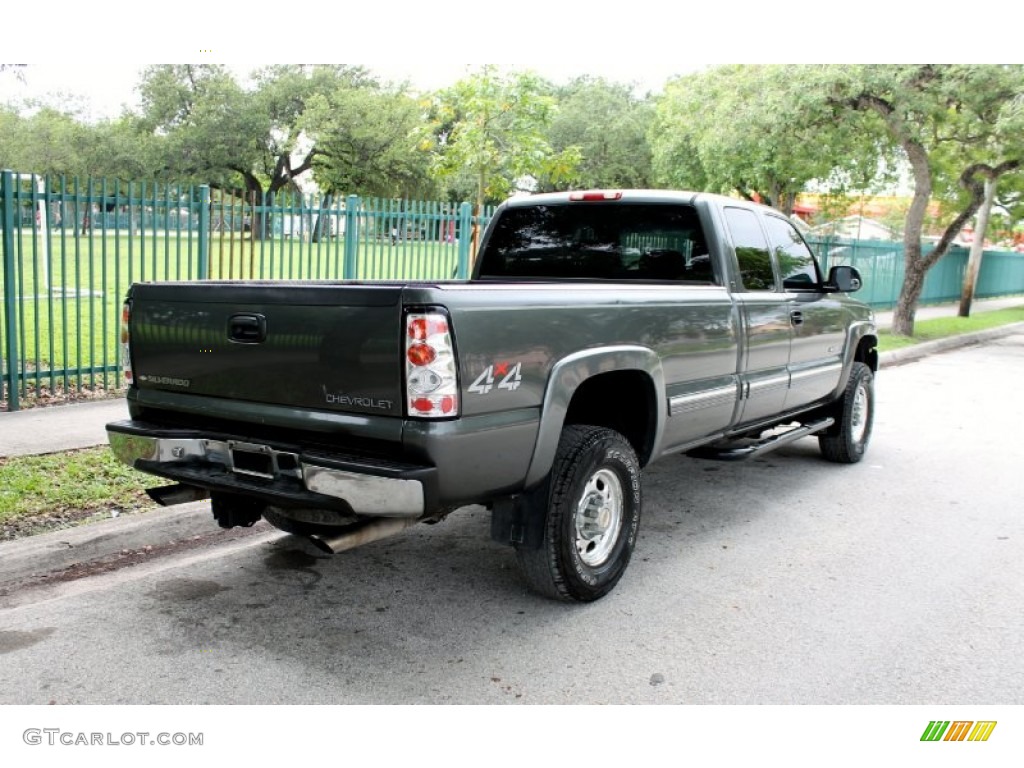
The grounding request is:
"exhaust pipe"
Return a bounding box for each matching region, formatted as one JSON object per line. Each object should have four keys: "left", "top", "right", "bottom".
{"left": 147, "top": 484, "right": 210, "bottom": 506}
{"left": 308, "top": 517, "right": 419, "bottom": 554}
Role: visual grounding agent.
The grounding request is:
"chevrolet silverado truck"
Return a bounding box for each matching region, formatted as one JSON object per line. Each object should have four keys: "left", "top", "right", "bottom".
{"left": 107, "top": 190, "right": 877, "bottom": 602}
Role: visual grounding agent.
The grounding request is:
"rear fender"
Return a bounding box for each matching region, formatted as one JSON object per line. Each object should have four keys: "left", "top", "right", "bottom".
{"left": 523, "top": 345, "right": 666, "bottom": 488}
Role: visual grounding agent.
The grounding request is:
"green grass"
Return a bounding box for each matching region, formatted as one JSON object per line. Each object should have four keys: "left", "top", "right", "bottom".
{"left": 0, "top": 446, "right": 170, "bottom": 539}
{"left": 877, "top": 306, "right": 1024, "bottom": 351}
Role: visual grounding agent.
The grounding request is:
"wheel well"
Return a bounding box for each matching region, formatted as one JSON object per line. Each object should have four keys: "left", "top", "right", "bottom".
{"left": 563, "top": 370, "right": 656, "bottom": 465}
{"left": 856, "top": 335, "right": 879, "bottom": 372}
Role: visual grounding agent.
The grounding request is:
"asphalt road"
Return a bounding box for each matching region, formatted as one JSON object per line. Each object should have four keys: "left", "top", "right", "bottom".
{"left": 1, "top": 333, "right": 1022, "bottom": 706}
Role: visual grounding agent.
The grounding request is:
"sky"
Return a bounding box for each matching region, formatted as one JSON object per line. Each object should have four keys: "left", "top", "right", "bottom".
{"left": 3, "top": 1, "right": 999, "bottom": 121}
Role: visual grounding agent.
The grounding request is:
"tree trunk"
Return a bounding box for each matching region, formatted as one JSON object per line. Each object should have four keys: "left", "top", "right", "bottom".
{"left": 238, "top": 172, "right": 266, "bottom": 241}
{"left": 311, "top": 192, "right": 333, "bottom": 244}
{"left": 958, "top": 176, "right": 996, "bottom": 318}
{"left": 891, "top": 259, "right": 928, "bottom": 337}
{"left": 887, "top": 134, "right": 933, "bottom": 337}
{"left": 470, "top": 170, "right": 485, "bottom": 267}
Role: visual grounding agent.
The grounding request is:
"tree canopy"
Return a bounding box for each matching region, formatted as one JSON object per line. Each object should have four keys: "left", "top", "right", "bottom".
{"left": 651, "top": 65, "right": 886, "bottom": 214}
{"left": 301, "top": 83, "right": 433, "bottom": 198}
{"left": 538, "top": 76, "right": 655, "bottom": 191}
{"left": 423, "top": 66, "right": 580, "bottom": 209}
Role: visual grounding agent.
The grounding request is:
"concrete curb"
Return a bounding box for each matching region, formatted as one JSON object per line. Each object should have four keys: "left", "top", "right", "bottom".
{"left": 3, "top": 323, "right": 1023, "bottom": 588}
{"left": 0, "top": 501, "right": 216, "bottom": 585}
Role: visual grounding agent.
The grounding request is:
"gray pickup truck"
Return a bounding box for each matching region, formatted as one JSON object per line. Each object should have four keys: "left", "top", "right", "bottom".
{"left": 108, "top": 190, "right": 877, "bottom": 602}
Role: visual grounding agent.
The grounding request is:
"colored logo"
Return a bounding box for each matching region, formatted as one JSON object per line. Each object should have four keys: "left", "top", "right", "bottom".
{"left": 921, "top": 721, "right": 997, "bottom": 742}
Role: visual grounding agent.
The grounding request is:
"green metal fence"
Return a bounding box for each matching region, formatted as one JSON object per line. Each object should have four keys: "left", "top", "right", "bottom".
{"left": 3, "top": 171, "right": 1024, "bottom": 411}
{"left": 0, "top": 172, "right": 491, "bottom": 410}
{"left": 808, "top": 236, "right": 1024, "bottom": 307}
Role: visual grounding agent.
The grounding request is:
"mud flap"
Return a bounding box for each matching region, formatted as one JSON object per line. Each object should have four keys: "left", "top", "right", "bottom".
{"left": 490, "top": 483, "right": 549, "bottom": 550}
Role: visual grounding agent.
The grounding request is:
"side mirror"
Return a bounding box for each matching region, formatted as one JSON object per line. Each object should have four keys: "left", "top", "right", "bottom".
{"left": 826, "top": 265, "right": 862, "bottom": 293}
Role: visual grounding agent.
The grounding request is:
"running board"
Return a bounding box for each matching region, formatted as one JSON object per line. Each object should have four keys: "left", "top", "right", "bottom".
{"left": 686, "top": 418, "right": 835, "bottom": 462}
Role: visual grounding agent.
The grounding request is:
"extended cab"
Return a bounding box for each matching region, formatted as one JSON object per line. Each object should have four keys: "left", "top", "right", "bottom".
{"left": 108, "top": 190, "right": 877, "bottom": 601}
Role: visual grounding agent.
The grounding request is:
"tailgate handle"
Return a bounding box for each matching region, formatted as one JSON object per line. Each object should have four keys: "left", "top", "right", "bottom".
{"left": 228, "top": 314, "right": 267, "bottom": 343}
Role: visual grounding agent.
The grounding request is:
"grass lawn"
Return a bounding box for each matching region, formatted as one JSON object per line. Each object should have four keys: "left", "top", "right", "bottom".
{"left": 877, "top": 305, "right": 1024, "bottom": 351}
{"left": 0, "top": 446, "right": 171, "bottom": 540}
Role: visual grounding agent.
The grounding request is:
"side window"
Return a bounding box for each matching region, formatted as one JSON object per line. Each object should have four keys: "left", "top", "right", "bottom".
{"left": 724, "top": 207, "right": 775, "bottom": 291}
{"left": 763, "top": 215, "right": 821, "bottom": 289}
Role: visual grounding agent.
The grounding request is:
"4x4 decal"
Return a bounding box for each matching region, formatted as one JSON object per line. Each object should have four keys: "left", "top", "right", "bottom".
{"left": 469, "top": 362, "right": 522, "bottom": 394}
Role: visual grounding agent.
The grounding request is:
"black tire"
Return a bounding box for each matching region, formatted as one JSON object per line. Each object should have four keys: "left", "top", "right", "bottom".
{"left": 819, "top": 362, "right": 874, "bottom": 463}
{"left": 515, "top": 425, "right": 642, "bottom": 602}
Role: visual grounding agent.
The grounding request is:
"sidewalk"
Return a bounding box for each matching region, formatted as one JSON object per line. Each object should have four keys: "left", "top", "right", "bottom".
{"left": 0, "top": 398, "right": 129, "bottom": 458}
{"left": 1, "top": 295, "right": 1022, "bottom": 588}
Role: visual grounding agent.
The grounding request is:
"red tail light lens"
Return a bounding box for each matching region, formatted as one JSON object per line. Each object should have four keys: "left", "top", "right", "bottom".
{"left": 405, "top": 311, "right": 458, "bottom": 418}
{"left": 408, "top": 316, "right": 448, "bottom": 341}
{"left": 121, "top": 302, "right": 133, "bottom": 384}
{"left": 406, "top": 343, "right": 437, "bottom": 367}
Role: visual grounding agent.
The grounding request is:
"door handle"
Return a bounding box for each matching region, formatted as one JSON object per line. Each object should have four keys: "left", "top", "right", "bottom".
{"left": 228, "top": 313, "right": 267, "bottom": 343}
{"left": 790, "top": 310, "right": 804, "bottom": 326}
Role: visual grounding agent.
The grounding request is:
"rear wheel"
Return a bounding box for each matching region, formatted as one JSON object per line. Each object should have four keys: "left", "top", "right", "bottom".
{"left": 515, "top": 425, "right": 642, "bottom": 602}
{"left": 819, "top": 362, "right": 874, "bottom": 463}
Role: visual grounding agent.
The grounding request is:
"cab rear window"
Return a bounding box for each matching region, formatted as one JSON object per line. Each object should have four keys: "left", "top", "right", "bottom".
{"left": 477, "top": 203, "right": 716, "bottom": 283}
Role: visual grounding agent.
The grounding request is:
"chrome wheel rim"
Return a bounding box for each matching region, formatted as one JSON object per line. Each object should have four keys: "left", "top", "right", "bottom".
{"left": 851, "top": 382, "right": 870, "bottom": 444}
{"left": 575, "top": 468, "right": 624, "bottom": 567}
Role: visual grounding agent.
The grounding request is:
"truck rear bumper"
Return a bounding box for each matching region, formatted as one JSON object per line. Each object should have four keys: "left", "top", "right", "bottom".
{"left": 107, "top": 421, "right": 431, "bottom": 518}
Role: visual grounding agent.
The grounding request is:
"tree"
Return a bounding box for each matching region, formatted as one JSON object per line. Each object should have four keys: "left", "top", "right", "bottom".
{"left": 825, "top": 65, "right": 1024, "bottom": 334}
{"left": 651, "top": 65, "right": 883, "bottom": 215}
{"left": 959, "top": 174, "right": 997, "bottom": 317}
{"left": 538, "top": 76, "right": 655, "bottom": 190}
{"left": 957, "top": 93, "right": 1024, "bottom": 316}
{"left": 136, "top": 64, "right": 269, "bottom": 195}
{"left": 424, "top": 66, "right": 579, "bottom": 253}
{"left": 301, "top": 84, "right": 433, "bottom": 198}
{"left": 135, "top": 65, "right": 377, "bottom": 237}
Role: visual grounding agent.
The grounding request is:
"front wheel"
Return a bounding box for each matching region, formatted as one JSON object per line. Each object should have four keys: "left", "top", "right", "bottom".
{"left": 819, "top": 362, "right": 874, "bottom": 463}
{"left": 515, "top": 425, "right": 642, "bottom": 602}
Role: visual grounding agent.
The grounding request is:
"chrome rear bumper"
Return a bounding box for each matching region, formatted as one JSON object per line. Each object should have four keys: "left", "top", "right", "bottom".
{"left": 108, "top": 425, "right": 427, "bottom": 518}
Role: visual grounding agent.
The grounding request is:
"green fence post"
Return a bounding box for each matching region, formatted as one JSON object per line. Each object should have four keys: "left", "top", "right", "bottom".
{"left": 1, "top": 170, "right": 20, "bottom": 410}
{"left": 456, "top": 202, "right": 473, "bottom": 279}
{"left": 198, "top": 184, "right": 211, "bottom": 279}
{"left": 343, "top": 195, "right": 360, "bottom": 279}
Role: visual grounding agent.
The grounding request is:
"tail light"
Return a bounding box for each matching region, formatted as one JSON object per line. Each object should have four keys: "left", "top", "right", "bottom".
{"left": 405, "top": 310, "right": 458, "bottom": 418}
{"left": 121, "top": 302, "right": 133, "bottom": 384}
{"left": 569, "top": 191, "right": 623, "bottom": 201}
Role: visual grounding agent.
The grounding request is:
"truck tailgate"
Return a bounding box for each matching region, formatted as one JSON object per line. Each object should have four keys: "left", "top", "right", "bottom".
{"left": 128, "top": 282, "right": 405, "bottom": 417}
